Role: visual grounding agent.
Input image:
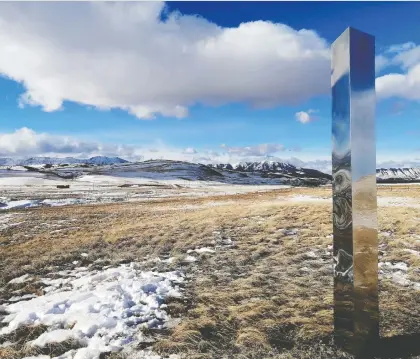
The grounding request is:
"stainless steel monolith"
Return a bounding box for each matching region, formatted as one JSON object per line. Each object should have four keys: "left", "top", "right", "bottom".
{"left": 331, "top": 27, "right": 378, "bottom": 354}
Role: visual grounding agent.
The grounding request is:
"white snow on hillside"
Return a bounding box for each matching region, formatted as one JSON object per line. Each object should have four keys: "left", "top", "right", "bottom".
{"left": 377, "top": 167, "right": 420, "bottom": 181}
{"left": 0, "top": 168, "right": 293, "bottom": 211}
{"left": 0, "top": 198, "right": 99, "bottom": 211}
{"left": 1, "top": 264, "right": 184, "bottom": 359}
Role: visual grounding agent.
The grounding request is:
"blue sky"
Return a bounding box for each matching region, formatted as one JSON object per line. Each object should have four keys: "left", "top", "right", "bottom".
{"left": 0, "top": 1, "right": 420, "bottom": 172}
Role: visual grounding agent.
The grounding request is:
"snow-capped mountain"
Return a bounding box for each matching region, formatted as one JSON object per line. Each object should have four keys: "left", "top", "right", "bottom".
{"left": 2, "top": 156, "right": 419, "bottom": 184}
{"left": 210, "top": 161, "right": 332, "bottom": 181}
{"left": 213, "top": 161, "right": 420, "bottom": 183}
{"left": 0, "top": 156, "right": 128, "bottom": 167}
{"left": 0, "top": 159, "right": 331, "bottom": 186}
{"left": 377, "top": 168, "right": 420, "bottom": 183}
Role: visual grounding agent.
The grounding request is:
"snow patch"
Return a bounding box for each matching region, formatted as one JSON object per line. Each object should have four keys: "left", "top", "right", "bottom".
{"left": 304, "top": 251, "right": 318, "bottom": 259}
{"left": 0, "top": 200, "right": 40, "bottom": 210}
{"left": 1, "top": 263, "right": 184, "bottom": 359}
{"left": 8, "top": 273, "right": 31, "bottom": 284}
{"left": 183, "top": 255, "right": 198, "bottom": 263}
{"left": 212, "top": 231, "right": 235, "bottom": 248}
{"left": 379, "top": 261, "right": 412, "bottom": 287}
{"left": 187, "top": 247, "right": 215, "bottom": 255}
{"left": 288, "top": 195, "right": 329, "bottom": 203}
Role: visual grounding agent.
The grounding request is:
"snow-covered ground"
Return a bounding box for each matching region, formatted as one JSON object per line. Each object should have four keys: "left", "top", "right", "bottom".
{"left": 2, "top": 170, "right": 420, "bottom": 212}
{"left": 0, "top": 171, "right": 291, "bottom": 211}
{"left": 1, "top": 263, "right": 184, "bottom": 359}
{"left": 0, "top": 229, "right": 232, "bottom": 359}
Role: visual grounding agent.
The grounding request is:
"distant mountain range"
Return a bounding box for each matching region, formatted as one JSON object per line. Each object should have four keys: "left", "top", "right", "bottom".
{"left": 0, "top": 158, "right": 331, "bottom": 186}
{"left": 212, "top": 161, "right": 420, "bottom": 184}
{"left": 376, "top": 167, "right": 420, "bottom": 183}
{"left": 1, "top": 157, "right": 420, "bottom": 184}
{"left": 210, "top": 161, "right": 332, "bottom": 181}
{"left": 0, "top": 156, "right": 128, "bottom": 166}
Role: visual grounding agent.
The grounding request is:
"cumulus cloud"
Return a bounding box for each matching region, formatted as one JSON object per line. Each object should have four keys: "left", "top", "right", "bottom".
{"left": 385, "top": 42, "right": 416, "bottom": 54}
{"left": 223, "top": 143, "right": 286, "bottom": 157}
{"left": 182, "top": 147, "right": 197, "bottom": 154}
{"left": 377, "top": 64, "right": 420, "bottom": 101}
{"left": 392, "top": 46, "right": 420, "bottom": 70}
{"left": 4, "top": 128, "right": 417, "bottom": 173}
{"left": 0, "top": 2, "right": 331, "bottom": 119}
{"left": 0, "top": 128, "right": 223, "bottom": 164}
{"left": 376, "top": 42, "right": 420, "bottom": 101}
{"left": 295, "top": 109, "right": 318, "bottom": 124}
{"left": 0, "top": 127, "right": 138, "bottom": 159}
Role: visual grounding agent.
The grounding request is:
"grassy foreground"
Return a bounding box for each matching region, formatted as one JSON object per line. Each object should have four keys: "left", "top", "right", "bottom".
{"left": 1, "top": 187, "right": 420, "bottom": 358}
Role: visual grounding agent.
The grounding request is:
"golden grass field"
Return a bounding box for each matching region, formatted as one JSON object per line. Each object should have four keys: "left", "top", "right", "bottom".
{"left": 1, "top": 186, "right": 420, "bottom": 359}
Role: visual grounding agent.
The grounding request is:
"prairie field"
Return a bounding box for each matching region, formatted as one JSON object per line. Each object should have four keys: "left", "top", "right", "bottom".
{"left": 1, "top": 185, "right": 420, "bottom": 359}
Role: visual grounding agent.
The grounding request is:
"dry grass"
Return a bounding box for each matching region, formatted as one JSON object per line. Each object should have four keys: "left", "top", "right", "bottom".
{"left": 1, "top": 186, "right": 420, "bottom": 358}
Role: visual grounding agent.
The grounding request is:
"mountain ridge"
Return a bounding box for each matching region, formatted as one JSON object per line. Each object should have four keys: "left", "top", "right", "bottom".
{"left": 209, "top": 161, "right": 332, "bottom": 181}
{"left": 0, "top": 156, "right": 128, "bottom": 166}
{"left": 1, "top": 157, "right": 420, "bottom": 184}
{"left": 376, "top": 167, "right": 420, "bottom": 183}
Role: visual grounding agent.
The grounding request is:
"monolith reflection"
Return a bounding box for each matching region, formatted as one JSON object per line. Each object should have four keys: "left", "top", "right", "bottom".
{"left": 331, "top": 27, "right": 378, "bottom": 354}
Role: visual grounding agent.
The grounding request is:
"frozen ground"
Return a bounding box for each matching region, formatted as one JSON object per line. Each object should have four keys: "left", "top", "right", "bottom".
{"left": 0, "top": 171, "right": 292, "bottom": 211}
{"left": 1, "top": 263, "right": 184, "bottom": 359}
{"left": 2, "top": 175, "right": 420, "bottom": 358}
{"left": 2, "top": 172, "right": 420, "bottom": 213}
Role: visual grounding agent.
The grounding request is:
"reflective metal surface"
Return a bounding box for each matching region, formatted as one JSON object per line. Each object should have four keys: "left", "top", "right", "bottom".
{"left": 331, "top": 27, "right": 378, "bottom": 354}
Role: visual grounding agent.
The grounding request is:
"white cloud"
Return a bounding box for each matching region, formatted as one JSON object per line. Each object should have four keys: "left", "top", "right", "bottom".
{"left": 385, "top": 42, "right": 416, "bottom": 54}
{"left": 392, "top": 45, "right": 420, "bottom": 70}
{"left": 223, "top": 143, "right": 286, "bottom": 157}
{"left": 376, "top": 63, "right": 420, "bottom": 101}
{"left": 182, "top": 147, "right": 197, "bottom": 154}
{"left": 376, "top": 42, "right": 420, "bottom": 101}
{"left": 0, "top": 2, "right": 330, "bottom": 119}
{"left": 2, "top": 128, "right": 418, "bottom": 173}
{"left": 349, "top": 89, "right": 376, "bottom": 181}
{"left": 331, "top": 29, "right": 349, "bottom": 87}
{"left": 0, "top": 127, "right": 138, "bottom": 159}
{"left": 295, "top": 109, "right": 318, "bottom": 124}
